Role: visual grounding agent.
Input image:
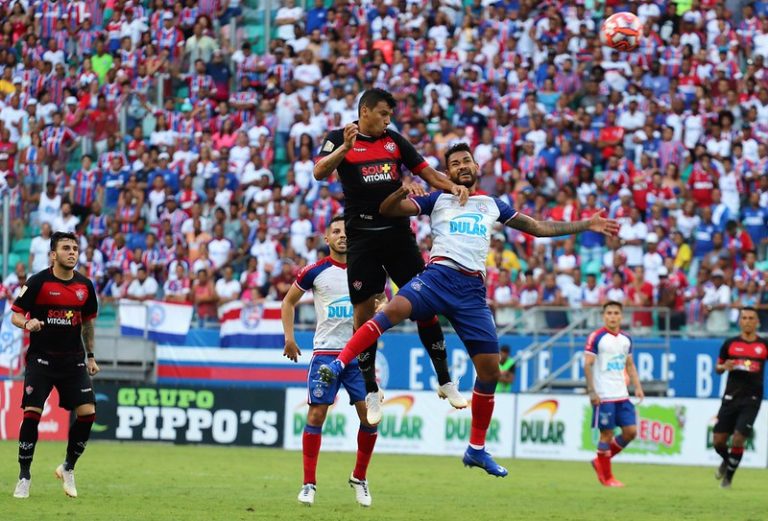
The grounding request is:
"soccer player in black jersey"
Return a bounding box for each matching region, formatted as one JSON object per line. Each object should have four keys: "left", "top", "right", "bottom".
{"left": 712, "top": 307, "right": 767, "bottom": 489}
{"left": 314, "top": 88, "right": 470, "bottom": 423}
{"left": 11, "top": 232, "right": 99, "bottom": 499}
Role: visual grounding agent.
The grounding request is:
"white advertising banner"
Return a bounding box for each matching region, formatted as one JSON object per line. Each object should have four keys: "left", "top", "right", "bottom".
{"left": 284, "top": 388, "right": 515, "bottom": 457}
{"left": 514, "top": 394, "right": 768, "bottom": 468}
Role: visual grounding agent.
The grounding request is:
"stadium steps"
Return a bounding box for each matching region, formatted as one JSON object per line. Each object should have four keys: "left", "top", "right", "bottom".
{"left": 0, "top": 253, "right": 23, "bottom": 271}
{"left": 11, "top": 238, "right": 31, "bottom": 256}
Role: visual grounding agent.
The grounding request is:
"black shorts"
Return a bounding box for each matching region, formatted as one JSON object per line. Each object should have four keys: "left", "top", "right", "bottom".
{"left": 714, "top": 397, "right": 761, "bottom": 437}
{"left": 21, "top": 354, "right": 95, "bottom": 411}
{"left": 346, "top": 225, "right": 425, "bottom": 305}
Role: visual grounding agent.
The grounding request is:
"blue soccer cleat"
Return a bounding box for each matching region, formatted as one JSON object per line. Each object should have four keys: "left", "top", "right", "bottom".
{"left": 462, "top": 447, "right": 508, "bottom": 477}
{"left": 317, "top": 360, "right": 343, "bottom": 384}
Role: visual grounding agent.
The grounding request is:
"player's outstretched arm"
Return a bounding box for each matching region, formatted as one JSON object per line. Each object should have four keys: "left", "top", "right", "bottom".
{"left": 507, "top": 208, "right": 619, "bottom": 237}
{"left": 281, "top": 283, "right": 305, "bottom": 362}
{"left": 379, "top": 185, "right": 422, "bottom": 217}
{"left": 313, "top": 124, "right": 357, "bottom": 180}
{"left": 418, "top": 166, "right": 469, "bottom": 205}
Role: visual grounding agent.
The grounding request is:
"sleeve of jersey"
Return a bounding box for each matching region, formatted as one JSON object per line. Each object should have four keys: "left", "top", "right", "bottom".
{"left": 390, "top": 131, "right": 428, "bottom": 174}
{"left": 83, "top": 280, "right": 99, "bottom": 321}
{"left": 316, "top": 130, "right": 345, "bottom": 161}
{"left": 493, "top": 197, "right": 518, "bottom": 223}
{"left": 717, "top": 339, "right": 731, "bottom": 365}
{"left": 410, "top": 191, "right": 441, "bottom": 216}
{"left": 584, "top": 329, "right": 602, "bottom": 356}
{"left": 294, "top": 263, "right": 324, "bottom": 292}
{"left": 626, "top": 333, "right": 633, "bottom": 354}
{"left": 11, "top": 278, "right": 37, "bottom": 314}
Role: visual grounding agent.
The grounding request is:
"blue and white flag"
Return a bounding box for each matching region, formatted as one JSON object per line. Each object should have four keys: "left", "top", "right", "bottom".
{"left": 119, "top": 300, "right": 193, "bottom": 344}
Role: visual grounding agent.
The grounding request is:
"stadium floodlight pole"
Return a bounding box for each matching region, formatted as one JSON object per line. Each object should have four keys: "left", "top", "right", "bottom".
{"left": 264, "top": 0, "right": 272, "bottom": 51}
{"left": 119, "top": 104, "right": 127, "bottom": 154}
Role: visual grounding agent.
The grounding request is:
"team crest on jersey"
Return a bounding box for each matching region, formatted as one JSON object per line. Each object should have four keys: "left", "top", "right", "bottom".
{"left": 384, "top": 141, "right": 396, "bottom": 153}
{"left": 241, "top": 303, "right": 263, "bottom": 329}
{"left": 757, "top": 347, "right": 763, "bottom": 355}
{"left": 25, "top": 385, "right": 33, "bottom": 395}
{"left": 312, "top": 385, "right": 325, "bottom": 398}
{"left": 353, "top": 280, "right": 363, "bottom": 291}
{"left": 476, "top": 203, "right": 489, "bottom": 213}
{"left": 411, "top": 280, "right": 423, "bottom": 292}
{"left": 600, "top": 412, "right": 610, "bottom": 426}
{"left": 75, "top": 289, "right": 87, "bottom": 302}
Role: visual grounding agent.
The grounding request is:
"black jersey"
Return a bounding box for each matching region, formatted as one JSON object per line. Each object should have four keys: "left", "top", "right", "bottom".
{"left": 717, "top": 336, "right": 768, "bottom": 400}
{"left": 11, "top": 268, "right": 98, "bottom": 357}
{"left": 318, "top": 124, "right": 429, "bottom": 230}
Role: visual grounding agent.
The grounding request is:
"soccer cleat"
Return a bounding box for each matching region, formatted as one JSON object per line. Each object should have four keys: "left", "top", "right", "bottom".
{"left": 365, "top": 390, "right": 384, "bottom": 425}
{"left": 13, "top": 478, "right": 30, "bottom": 499}
{"left": 715, "top": 460, "right": 727, "bottom": 480}
{"left": 437, "top": 382, "right": 468, "bottom": 409}
{"left": 606, "top": 477, "right": 625, "bottom": 488}
{"left": 720, "top": 477, "right": 732, "bottom": 489}
{"left": 55, "top": 464, "right": 77, "bottom": 498}
{"left": 317, "top": 360, "right": 343, "bottom": 384}
{"left": 349, "top": 474, "right": 372, "bottom": 507}
{"left": 297, "top": 484, "right": 316, "bottom": 506}
{"left": 462, "top": 447, "right": 508, "bottom": 477}
{"left": 591, "top": 458, "right": 608, "bottom": 485}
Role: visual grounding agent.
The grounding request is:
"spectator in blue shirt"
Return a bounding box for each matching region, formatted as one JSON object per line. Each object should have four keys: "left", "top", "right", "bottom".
{"left": 306, "top": 0, "right": 328, "bottom": 34}
{"left": 741, "top": 192, "right": 768, "bottom": 259}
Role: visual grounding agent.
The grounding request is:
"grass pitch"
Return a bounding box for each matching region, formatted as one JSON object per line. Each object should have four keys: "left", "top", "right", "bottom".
{"left": 1, "top": 441, "right": 766, "bottom": 521}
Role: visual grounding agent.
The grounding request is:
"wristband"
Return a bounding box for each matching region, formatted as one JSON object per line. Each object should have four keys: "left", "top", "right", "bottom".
{"left": 23, "top": 320, "right": 29, "bottom": 330}
{"left": 87, "top": 353, "right": 95, "bottom": 359}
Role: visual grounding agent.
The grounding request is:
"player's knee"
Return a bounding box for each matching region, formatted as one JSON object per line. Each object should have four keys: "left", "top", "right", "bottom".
{"left": 732, "top": 432, "right": 747, "bottom": 447}
{"left": 477, "top": 366, "right": 500, "bottom": 384}
{"left": 623, "top": 426, "right": 637, "bottom": 441}
{"left": 307, "top": 406, "right": 328, "bottom": 426}
{"left": 76, "top": 403, "right": 96, "bottom": 417}
{"left": 23, "top": 407, "right": 43, "bottom": 416}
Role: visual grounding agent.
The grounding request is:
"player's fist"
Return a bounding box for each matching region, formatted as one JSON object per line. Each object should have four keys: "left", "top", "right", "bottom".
{"left": 723, "top": 359, "right": 735, "bottom": 371}
{"left": 403, "top": 180, "right": 427, "bottom": 198}
{"left": 451, "top": 184, "right": 469, "bottom": 205}
{"left": 588, "top": 390, "right": 600, "bottom": 407}
{"left": 342, "top": 123, "right": 358, "bottom": 150}
{"left": 87, "top": 358, "right": 100, "bottom": 376}
{"left": 283, "top": 340, "right": 302, "bottom": 363}
{"left": 25, "top": 319, "right": 43, "bottom": 332}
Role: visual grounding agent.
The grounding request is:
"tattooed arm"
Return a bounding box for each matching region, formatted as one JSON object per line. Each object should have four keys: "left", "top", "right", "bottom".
{"left": 82, "top": 320, "right": 100, "bottom": 376}
{"left": 506, "top": 209, "right": 619, "bottom": 237}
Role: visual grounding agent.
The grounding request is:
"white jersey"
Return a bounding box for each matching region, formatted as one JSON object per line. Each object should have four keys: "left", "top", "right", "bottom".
{"left": 411, "top": 192, "right": 517, "bottom": 275}
{"left": 585, "top": 327, "right": 633, "bottom": 401}
{"left": 294, "top": 257, "right": 353, "bottom": 354}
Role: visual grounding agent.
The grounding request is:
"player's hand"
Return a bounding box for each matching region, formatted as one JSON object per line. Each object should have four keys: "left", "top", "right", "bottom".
{"left": 374, "top": 293, "right": 388, "bottom": 313}
{"left": 403, "top": 180, "right": 427, "bottom": 198}
{"left": 588, "top": 391, "right": 600, "bottom": 407}
{"left": 634, "top": 386, "right": 645, "bottom": 404}
{"left": 25, "top": 319, "right": 43, "bottom": 332}
{"left": 87, "top": 358, "right": 100, "bottom": 376}
{"left": 342, "top": 123, "right": 358, "bottom": 151}
{"left": 723, "top": 359, "right": 735, "bottom": 371}
{"left": 283, "top": 340, "right": 301, "bottom": 363}
{"left": 451, "top": 184, "right": 469, "bottom": 205}
{"left": 587, "top": 208, "right": 620, "bottom": 236}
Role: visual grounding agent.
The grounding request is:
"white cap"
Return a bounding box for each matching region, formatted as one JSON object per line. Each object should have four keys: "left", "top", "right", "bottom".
{"left": 65, "top": 96, "right": 78, "bottom": 104}
{"left": 12, "top": 77, "right": 21, "bottom": 84}
{"left": 158, "top": 152, "right": 170, "bottom": 160}
{"left": 711, "top": 269, "right": 725, "bottom": 278}
{"left": 646, "top": 232, "right": 659, "bottom": 243}
{"left": 658, "top": 266, "right": 669, "bottom": 277}
{"left": 618, "top": 187, "right": 632, "bottom": 198}
{"left": 0, "top": 153, "right": 8, "bottom": 160}
{"left": 163, "top": 11, "right": 173, "bottom": 20}
{"left": 28, "top": 98, "right": 37, "bottom": 105}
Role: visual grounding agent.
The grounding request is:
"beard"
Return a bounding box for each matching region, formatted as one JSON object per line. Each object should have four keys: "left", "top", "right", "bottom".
{"left": 455, "top": 169, "right": 477, "bottom": 188}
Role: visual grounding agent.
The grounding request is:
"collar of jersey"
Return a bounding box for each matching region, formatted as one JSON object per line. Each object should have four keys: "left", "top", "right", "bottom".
{"left": 327, "top": 257, "right": 347, "bottom": 269}
{"left": 353, "top": 122, "right": 386, "bottom": 142}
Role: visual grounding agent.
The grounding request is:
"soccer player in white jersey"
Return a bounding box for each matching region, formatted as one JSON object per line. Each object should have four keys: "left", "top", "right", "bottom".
{"left": 281, "top": 216, "right": 377, "bottom": 507}
{"left": 318, "top": 143, "right": 619, "bottom": 477}
{"left": 584, "top": 301, "right": 644, "bottom": 488}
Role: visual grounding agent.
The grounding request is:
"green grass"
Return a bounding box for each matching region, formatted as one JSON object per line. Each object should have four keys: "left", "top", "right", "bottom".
{"left": 1, "top": 441, "right": 767, "bottom": 520}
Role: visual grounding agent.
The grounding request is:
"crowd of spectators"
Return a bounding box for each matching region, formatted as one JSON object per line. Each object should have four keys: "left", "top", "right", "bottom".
{"left": 0, "top": 0, "right": 767, "bottom": 335}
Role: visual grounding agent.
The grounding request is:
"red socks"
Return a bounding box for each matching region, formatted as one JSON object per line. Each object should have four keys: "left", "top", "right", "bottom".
{"left": 302, "top": 425, "right": 322, "bottom": 485}
{"left": 469, "top": 389, "right": 495, "bottom": 447}
{"left": 338, "top": 320, "right": 384, "bottom": 366}
{"left": 353, "top": 425, "right": 378, "bottom": 480}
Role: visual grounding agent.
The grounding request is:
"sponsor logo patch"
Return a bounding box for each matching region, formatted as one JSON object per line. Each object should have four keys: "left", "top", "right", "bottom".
{"left": 322, "top": 140, "right": 335, "bottom": 153}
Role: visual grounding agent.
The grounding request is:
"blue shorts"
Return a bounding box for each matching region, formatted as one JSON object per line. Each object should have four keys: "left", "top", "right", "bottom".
{"left": 397, "top": 264, "right": 498, "bottom": 357}
{"left": 592, "top": 399, "right": 636, "bottom": 431}
{"left": 306, "top": 354, "right": 366, "bottom": 405}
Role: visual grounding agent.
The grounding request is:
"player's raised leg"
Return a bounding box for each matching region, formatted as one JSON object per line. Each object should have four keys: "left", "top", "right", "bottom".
{"left": 720, "top": 431, "right": 747, "bottom": 489}
{"left": 461, "top": 349, "right": 507, "bottom": 477}
{"left": 351, "top": 295, "right": 386, "bottom": 424}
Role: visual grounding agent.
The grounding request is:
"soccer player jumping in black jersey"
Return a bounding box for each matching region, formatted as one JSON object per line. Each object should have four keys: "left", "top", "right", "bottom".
{"left": 314, "top": 89, "right": 470, "bottom": 423}
{"left": 712, "top": 306, "right": 767, "bottom": 489}
{"left": 12, "top": 232, "right": 99, "bottom": 499}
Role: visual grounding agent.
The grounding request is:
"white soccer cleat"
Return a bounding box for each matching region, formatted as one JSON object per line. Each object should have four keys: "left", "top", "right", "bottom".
{"left": 438, "top": 382, "right": 468, "bottom": 409}
{"left": 55, "top": 464, "right": 77, "bottom": 498}
{"left": 13, "top": 478, "right": 30, "bottom": 499}
{"left": 349, "top": 474, "right": 372, "bottom": 507}
{"left": 365, "top": 390, "right": 385, "bottom": 425}
{"left": 297, "top": 484, "right": 316, "bottom": 506}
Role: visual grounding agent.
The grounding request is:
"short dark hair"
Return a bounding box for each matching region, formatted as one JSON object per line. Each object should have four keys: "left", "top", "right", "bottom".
{"left": 740, "top": 306, "right": 758, "bottom": 317}
{"left": 50, "top": 231, "right": 78, "bottom": 252}
{"left": 330, "top": 214, "right": 345, "bottom": 225}
{"left": 445, "top": 142, "right": 473, "bottom": 165}
{"left": 603, "top": 300, "right": 623, "bottom": 311}
{"left": 358, "top": 88, "right": 396, "bottom": 114}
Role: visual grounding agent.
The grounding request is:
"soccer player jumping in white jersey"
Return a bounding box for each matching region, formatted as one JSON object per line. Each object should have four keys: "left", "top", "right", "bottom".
{"left": 584, "top": 301, "right": 645, "bottom": 487}
{"left": 281, "top": 216, "right": 377, "bottom": 507}
{"left": 318, "top": 143, "right": 619, "bottom": 476}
